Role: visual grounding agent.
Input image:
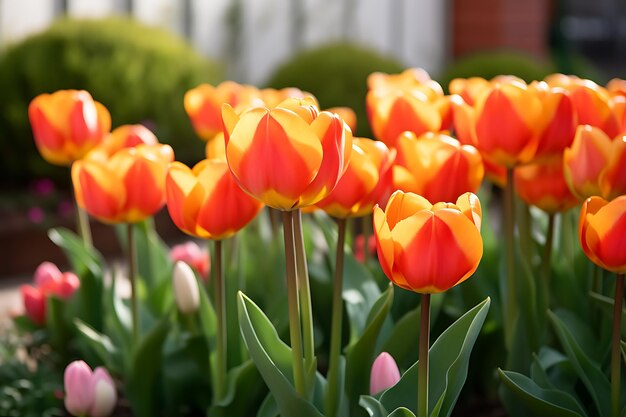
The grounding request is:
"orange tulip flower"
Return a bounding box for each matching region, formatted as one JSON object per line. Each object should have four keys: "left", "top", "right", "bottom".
{"left": 184, "top": 81, "right": 263, "bottom": 141}
{"left": 315, "top": 138, "right": 395, "bottom": 218}
{"left": 373, "top": 191, "right": 483, "bottom": 293}
{"left": 86, "top": 124, "right": 158, "bottom": 161}
{"left": 607, "top": 78, "right": 626, "bottom": 97}
{"left": 28, "top": 90, "right": 111, "bottom": 166}
{"left": 367, "top": 68, "right": 433, "bottom": 93}
{"left": 472, "top": 80, "right": 542, "bottom": 167}
{"left": 366, "top": 88, "right": 442, "bottom": 148}
{"left": 569, "top": 80, "right": 620, "bottom": 138}
{"left": 166, "top": 159, "right": 264, "bottom": 240}
{"left": 579, "top": 196, "right": 626, "bottom": 273}
{"left": 599, "top": 134, "right": 626, "bottom": 201}
{"left": 563, "top": 125, "right": 611, "bottom": 199}
{"left": 258, "top": 87, "right": 311, "bottom": 108}
{"left": 222, "top": 97, "right": 352, "bottom": 210}
{"left": 514, "top": 157, "right": 578, "bottom": 213}
{"left": 530, "top": 84, "right": 578, "bottom": 160}
{"left": 327, "top": 107, "right": 357, "bottom": 133}
{"left": 393, "top": 132, "right": 484, "bottom": 204}
{"left": 449, "top": 77, "right": 491, "bottom": 107}
{"left": 72, "top": 144, "right": 174, "bottom": 223}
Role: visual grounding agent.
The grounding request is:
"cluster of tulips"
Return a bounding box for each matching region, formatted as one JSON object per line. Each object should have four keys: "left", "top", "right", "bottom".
{"left": 17, "top": 67, "right": 626, "bottom": 417}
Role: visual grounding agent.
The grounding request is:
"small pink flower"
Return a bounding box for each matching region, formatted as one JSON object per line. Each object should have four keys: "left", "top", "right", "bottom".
{"left": 370, "top": 352, "right": 401, "bottom": 395}
{"left": 64, "top": 361, "right": 117, "bottom": 417}
{"left": 55, "top": 272, "right": 81, "bottom": 299}
{"left": 34, "top": 262, "right": 62, "bottom": 288}
{"left": 27, "top": 206, "right": 45, "bottom": 224}
{"left": 20, "top": 285, "right": 46, "bottom": 325}
{"left": 170, "top": 241, "right": 210, "bottom": 280}
{"left": 354, "top": 234, "right": 377, "bottom": 263}
{"left": 64, "top": 361, "right": 94, "bottom": 416}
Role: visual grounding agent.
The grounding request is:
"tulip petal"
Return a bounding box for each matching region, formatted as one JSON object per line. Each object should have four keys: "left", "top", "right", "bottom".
{"left": 384, "top": 191, "right": 432, "bottom": 229}
{"left": 585, "top": 196, "right": 626, "bottom": 272}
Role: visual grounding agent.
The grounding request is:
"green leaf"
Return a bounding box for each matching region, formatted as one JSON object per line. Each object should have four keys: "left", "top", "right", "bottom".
{"left": 343, "top": 254, "right": 382, "bottom": 343}
{"left": 589, "top": 291, "right": 626, "bottom": 339}
{"left": 103, "top": 272, "right": 132, "bottom": 362}
{"left": 133, "top": 219, "right": 172, "bottom": 292}
{"left": 380, "top": 297, "right": 491, "bottom": 417}
{"left": 48, "top": 227, "right": 103, "bottom": 276}
{"left": 498, "top": 369, "right": 587, "bottom": 417}
{"left": 359, "top": 395, "right": 389, "bottom": 417}
{"left": 388, "top": 407, "right": 416, "bottom": 417}
{"left": 74, "top": 320, "right": 120, "bottom": 374}
{"left": 126, "top": 312, "right": 171, "bottom": 417}
{"left": 548, "top": 310, "right": 611, "bottom": 417}
{"left": 209, "top": 360, "right": 267, "bottom": 417}
{"left": 345, "top": 285, "right": 394, "bottom": 415}
{"left": 237, "top": 291, "right": 324, "bottom": 417}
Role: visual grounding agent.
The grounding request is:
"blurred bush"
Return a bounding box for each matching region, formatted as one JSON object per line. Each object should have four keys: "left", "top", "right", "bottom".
{"left": 437, "top": 49, "right": 603, "bottom": 92}
{"left": 0, "top": 17, "right": 222, "bottom": 184}
{"left": 266, "top": 43, "right": 405, "bottom": 138}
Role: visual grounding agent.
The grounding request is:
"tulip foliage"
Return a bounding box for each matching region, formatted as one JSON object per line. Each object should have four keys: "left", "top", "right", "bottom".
{"left": 9, "top": 70, "right": 626, "bottom": 417}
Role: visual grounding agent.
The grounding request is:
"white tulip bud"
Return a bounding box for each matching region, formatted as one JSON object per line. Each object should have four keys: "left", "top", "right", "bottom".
{"left": 173, "top": 261, "right": 200, "bottom": 314}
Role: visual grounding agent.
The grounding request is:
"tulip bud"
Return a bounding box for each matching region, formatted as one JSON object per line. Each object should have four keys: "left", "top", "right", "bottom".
{"left": 170, "top": 241, "right": 210, "bottom": 279}
{"left": 34, "top": 261, "right": 62, "bottom": 288}
{"left": 20, "top": 285, "right": 46, "bottom": 325}
{"left": 370, "top": 352, "right": 401, "bottom": 395}
{"left": 173, "top": 261, "right": 200, "bottom": 314}
{"left": 64, "top": 361, "right": 94, "bottom": 416}
{"left": 89, "top": 367, "right": 117, "bottom": 417}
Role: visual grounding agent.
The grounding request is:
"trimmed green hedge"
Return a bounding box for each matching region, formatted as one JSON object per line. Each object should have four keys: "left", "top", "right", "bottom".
{"left": 0, "top": 17, "right": 222, "bottom": 183}
{"left": 266, "top": 43, "right": 405, "bottom": 138}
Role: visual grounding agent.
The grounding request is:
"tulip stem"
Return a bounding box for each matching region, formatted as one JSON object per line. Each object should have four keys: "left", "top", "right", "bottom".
{"left": 293, "top": 209, "right": 315, "bottom": 379}
{"left": 127, "top": 224, "right": 139, "bottom": 343}
{"left": 361, "top": 215, "right": 372, "bottom": 265}
{"left": 611, "top": 273, "right": 624, "bottom": 417}
{"left": 541, "top": 213, "right": 556, "bottom": 303}
{"left": 503, "top": 167, "right": 518, "bottom": 351}
{"left": 418, "top": 293, "right": 431, "bottom": 417}
{"left": 213, "top": 239, "right": 227, "bottom": 401}
{"left": 70, "top": 165, "right": 92, "bottom": 248}
{"left": 326, "top": 217, "right": 347, "bottom": 417}
{"left": 283, "top": 211, "right": 306, "bottom": 397}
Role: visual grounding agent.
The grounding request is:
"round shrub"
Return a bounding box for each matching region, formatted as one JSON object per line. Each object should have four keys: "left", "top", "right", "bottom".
{"left": 437, "top": 50, "right": 556, "bottom": 92}
{"left": 0, "top": 17, "right": 223, "bottom": 184}
{"left": 266, "top": 43, "right": 405, "bottom": 138}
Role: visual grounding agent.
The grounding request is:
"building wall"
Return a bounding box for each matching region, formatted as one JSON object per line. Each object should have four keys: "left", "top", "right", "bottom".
{"left": 0, "top": 0, "right": 449, "bottom": 85}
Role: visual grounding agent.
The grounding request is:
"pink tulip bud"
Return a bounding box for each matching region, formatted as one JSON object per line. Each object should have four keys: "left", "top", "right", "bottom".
{"left": 34, "top": 261, "right": 62, "bottom": 289}
{"left": 20, "top": 285, "right": 46, "bottom": 325}
{"left": 89, "top": 367, "right": 117, "bottom": 417}
{"left": 369, "top": 352, "right": 401, "bottom": 395}
{"left": 170, "top": 241, "right": 210, "bottom": 279}
{"left": 55, "top": 272, "right": 81, "bottom": 299}
{"left": 64, "top": 361, "right": 94, "bottom": 416}
{"left": 173, "top": 261, "right": 200, "bottom": 314}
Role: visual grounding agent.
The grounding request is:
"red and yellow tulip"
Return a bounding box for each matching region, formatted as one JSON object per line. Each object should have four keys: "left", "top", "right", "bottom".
{"left": 579, "top": 196, "right": 626, "bottom": 273}
{"left": 86, "top": 124, "right": 158, "bottom": 161}
{"left": 563, "top": 125, "right": 611, "bottom": 200}
{"left": 166, "top": 159, "right": 264, "bottom": 240}
{"left": 28, "top": 90, "right": 111, "bottom": 166}
{"left": 599, "top": 134, "right": 626, "bottom": 201}
{"left": 72, "top": 144, "right": 174, "bottom": 223}
{"left": 514, "top": 156, "right": 578, "bottom": 213}
{"left": 393, "top": 132, "right": 484, "bottom": 204}
{"left": 373, "top": 191, "right": 483, "bottom": 293}
{"left": 222, "top": 97, "right": 352, "bottom": 210}
{"left": 315, "top": 137, "right": 395, "bottom": 218}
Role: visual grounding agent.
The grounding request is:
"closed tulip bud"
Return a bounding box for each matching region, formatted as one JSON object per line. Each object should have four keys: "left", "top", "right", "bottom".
{"left": 222, "top": 97, "right": 352, "bottom": 210}
{"left": 515, "top": 157, "right": 578, "bottom": 213}
{"left": 563, "top": 125, "right": 611, "bottom": 200}
{"left": 34, "top": 261, "right": 62, "bottom": 288}
{"left": 393, "top": 132, "right": 484, "bottom": 204}
{"left": 370, "top": 352, "right": 401, "bottom": 395}
{"left": 64, "top": 361, "right": 94, "bottom": 416}
{"left": 55, "top": 273, "right": 81, "bottom": 300}
{"left": 373, "top": 191, "right": 483, "bottom": 293}
{"left": 72, "top": 144, "right": 174, "bottom": 224}
{"left": 173, "top": 261, "right": 200, "bottom": 314}
{"left": 89, "top": 368, "right": 117, "bottom": 417}
{"left": 21, "top": 285, "right": 46, "bottom": 325}
{"left": 28, "top": 90, "right": 111, "bottom": 166}
{"left": 579, "top": 196, "right": 626, "bottom": 273}
{"left": 166, "top": 159, "right": 263, "bottom": 239}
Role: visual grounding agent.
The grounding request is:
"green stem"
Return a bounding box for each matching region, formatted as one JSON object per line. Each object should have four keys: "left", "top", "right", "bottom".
{"left": 183, "top": 312, "right": 197, "bottom": 335}
{"left": 71, "top": 165, "right": 92, "bottom": 248}
{"left": 213, "top": 239, "right": 227, "bottom": 401}
{"left": 325, "top": 217, "right": 347, "bottom": 417}
{"left": 418, "top": 293, "right": 431, "bottom": 417}
{"left": 362, "top": 214, "right": 372, "bottom": 264}
{"left": 127, "top": 224, "right": 139, "bottom": 343}
{"left": 503, "top": 167, "right": 518, "bottom": 350}
{"left": 293, "top": 209, "right": 315, "bottom": 377}
{"left": 593, "top": 264, "right": 603, "bottom": 295}
{"left": 611, "top": 273, "right": 624, "bottom": 417}
{"left": 283, "top": 210, "right": 306, "bottom": 396}
{"left": 542, "top": 213, "right": 556, "bottom": 304}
